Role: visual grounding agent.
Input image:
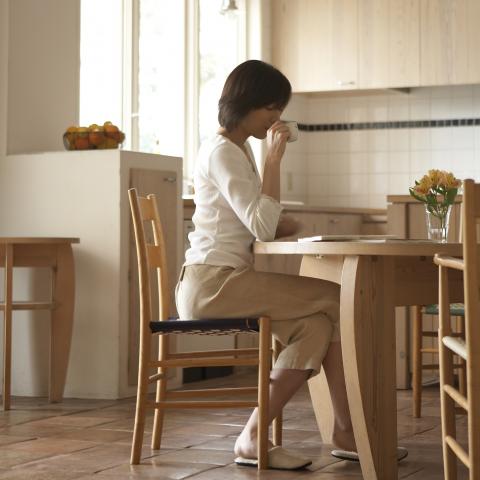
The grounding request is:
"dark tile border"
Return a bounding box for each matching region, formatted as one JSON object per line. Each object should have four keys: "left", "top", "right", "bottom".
{"left": 298, "top": 118, "right": 480, "bottom": 132}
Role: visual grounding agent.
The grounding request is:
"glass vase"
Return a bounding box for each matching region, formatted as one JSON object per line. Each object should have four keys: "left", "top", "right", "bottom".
{"left": 425, "top": 204, "right": 452, "bottom": 242}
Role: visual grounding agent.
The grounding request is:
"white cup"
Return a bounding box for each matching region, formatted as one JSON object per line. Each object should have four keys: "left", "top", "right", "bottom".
{"left": 284, "top": 120, "right": 298, "bottom": 142}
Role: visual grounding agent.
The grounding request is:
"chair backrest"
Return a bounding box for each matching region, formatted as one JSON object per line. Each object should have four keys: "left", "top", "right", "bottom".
{"left": 128, "top": 189, "right": 170, "bottom": 334}
{"left": 461, "top": 179, "right": 480, "bottom": 344}
{"left": 461, "top": 180, "right": 480, "bottom": 434}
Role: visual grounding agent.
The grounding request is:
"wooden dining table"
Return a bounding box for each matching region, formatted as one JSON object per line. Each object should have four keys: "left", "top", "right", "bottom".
{"left": 254, "top": 239, "right": 464, "bottom": 480}
{"left": 0, "top": 237, "right": 79, "bottom": 410}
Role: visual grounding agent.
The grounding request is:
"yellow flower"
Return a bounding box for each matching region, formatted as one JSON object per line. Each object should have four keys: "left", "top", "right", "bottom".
{"left": 439, "top": 171, "right": 461, "bottom": 189}
{"left": 428, "top": 169, "right": 442, "bottom": 187}
{"left": 410, "top": 169, "right": 461, "bottom": 208}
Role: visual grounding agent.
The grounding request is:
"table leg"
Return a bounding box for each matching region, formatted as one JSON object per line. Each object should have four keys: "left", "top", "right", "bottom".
{"left": 341, "top": 255, "right": 397, "bottom": 479}
{"left": 49, "top": 244, "right": 75, "bottom": 403}
{"left": 3, "top": 244, "right": 13, "bottom": 411}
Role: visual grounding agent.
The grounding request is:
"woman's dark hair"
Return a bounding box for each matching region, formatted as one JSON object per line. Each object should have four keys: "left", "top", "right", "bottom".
{"left": 218, "top": 60, "right": 291, "bottom": 131}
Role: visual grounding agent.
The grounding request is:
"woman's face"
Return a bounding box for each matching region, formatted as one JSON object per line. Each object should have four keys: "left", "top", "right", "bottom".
{"left": 239, "top": 104, "right": 284, "bottom": 139}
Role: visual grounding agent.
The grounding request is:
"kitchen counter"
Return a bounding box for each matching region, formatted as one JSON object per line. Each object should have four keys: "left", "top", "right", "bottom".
{"left": 387, "top": 194, "right": 462, "bottom": 204}
{"left": 184, "top": 198, "right": 386, "bottom": 217}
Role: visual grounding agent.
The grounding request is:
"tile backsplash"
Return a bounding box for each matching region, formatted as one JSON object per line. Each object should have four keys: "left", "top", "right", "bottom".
{"left": 281, "top": 85, "right": 480, "bottom": 209}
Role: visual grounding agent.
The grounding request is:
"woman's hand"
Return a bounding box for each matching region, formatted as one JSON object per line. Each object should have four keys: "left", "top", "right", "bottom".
{"left": 266, "top": 121, "right": 290, "bottom": 164}
{"left": 275, "top": 214, "right": 303, "bottom": 239}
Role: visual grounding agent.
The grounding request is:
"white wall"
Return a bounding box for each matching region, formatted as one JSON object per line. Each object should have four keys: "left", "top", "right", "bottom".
{"left": 7, "top": 0, "right": 80, "bottom": 154}
{"left": 281, "top": 86, "right": 480, "bottom": 208}
{"left": 0, "top": 0, "right": 7, "bottom": 158}
{"left": 0, "top": 150, "right": 182, "bottom": 399}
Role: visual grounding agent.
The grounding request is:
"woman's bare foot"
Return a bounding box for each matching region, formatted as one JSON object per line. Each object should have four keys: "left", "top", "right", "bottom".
{"left": 332, "top": 424, "right": 356, "bottom": 452}
{"left": 234, "top": 431, "right": 273, "bottom": 459}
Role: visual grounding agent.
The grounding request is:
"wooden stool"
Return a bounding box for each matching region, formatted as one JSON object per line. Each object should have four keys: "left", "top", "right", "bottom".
{"left": 0, "top": 237, "right": 78, "bottom": 410}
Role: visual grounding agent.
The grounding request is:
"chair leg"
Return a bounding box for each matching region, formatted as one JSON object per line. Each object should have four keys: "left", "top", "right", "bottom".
{"left": 412, "top": 305, "right": 423, "bottom": 418}
{"left": 130, "top": 364, "right": 150, "bottom": 465}
{"left": 151, "top": 371, "right": 167, "bottom": 450}
{"left": 257, "top": 317, "right": 271, "bottom": 470}
{"left": 438, "top": 268, "right": 457, "bottom": 480}
{"left": 152, "top": 336, "right": 168, "bottom": 450}
{"left": 3, "top": 244, "right": 13, "bottom": 411}
{"left": 272, "top": 338, "right": 283, "bottom": 446}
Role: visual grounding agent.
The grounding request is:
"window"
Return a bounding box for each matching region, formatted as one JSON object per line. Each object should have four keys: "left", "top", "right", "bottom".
{"left": 136, "top": 0, "right": 185, "bottom": 157}
{"left": 198, "top": 0, "right": 246, "bottom": 146}
{"left": 80, "top": 0, "right": 248, "bottom": 189}
{"left": 79, "top": 0, "right": 123, "bottom": 129}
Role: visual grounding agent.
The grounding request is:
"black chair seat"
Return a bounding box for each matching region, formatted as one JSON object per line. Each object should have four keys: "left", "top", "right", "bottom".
{"left": 150, "top": 317, "right": 261, "bottom": 335}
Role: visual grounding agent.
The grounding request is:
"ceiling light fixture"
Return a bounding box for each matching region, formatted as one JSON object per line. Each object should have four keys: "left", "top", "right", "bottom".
{"left": 220, "top": 0, "right": 238, "bottom": 15}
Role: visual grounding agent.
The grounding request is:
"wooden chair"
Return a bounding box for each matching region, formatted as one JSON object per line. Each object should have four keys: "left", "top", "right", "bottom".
{"left": 128, "top": 188, "right": 282, "bottom": 470}
{"left": 434, "top": 179, "right": 480, "bottom": 479}
{"left": 411, "top": 303, "right": 466, "bottom": 418}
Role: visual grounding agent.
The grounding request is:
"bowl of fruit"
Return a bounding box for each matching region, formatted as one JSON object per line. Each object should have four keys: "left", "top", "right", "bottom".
{"left": 63, "top": 122, "right": 125, "bottom": 150}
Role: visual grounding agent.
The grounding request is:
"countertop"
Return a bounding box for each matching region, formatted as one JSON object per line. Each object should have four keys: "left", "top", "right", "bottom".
{"left": 183, "top": 198, "right": 386, "bottom": 217}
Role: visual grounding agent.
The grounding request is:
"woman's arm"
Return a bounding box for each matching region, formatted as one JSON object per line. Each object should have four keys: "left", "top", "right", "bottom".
{"left": 275, "top": 214, "right": 302, "bottom": 239}
{"left": 261, "top": 121, "right": 290, "bottom": 202}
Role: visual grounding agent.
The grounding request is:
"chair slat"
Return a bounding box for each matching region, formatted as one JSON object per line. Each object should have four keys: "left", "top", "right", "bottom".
{"left": 445, "top": 435, "right": 470, "bottom": 468}
{"left": 443, "top": 384, "right": 468, "bottom": 411}
{"left": 138, "top": 196, "right": 156, "bottom": 220}
{"left": 168, "top": 348, "right": 259, "bottom": 359}
{"left": 148, "top": 400, "right": 258, "bottom": 409}
{"left": 152, "top": 357, "right": 259, "bottom": 368}
{"left": 146, "top": 244, "right": 162, "bottom": 268}
{"left": 166, "top": 387, "right": 258, "bottom": 399}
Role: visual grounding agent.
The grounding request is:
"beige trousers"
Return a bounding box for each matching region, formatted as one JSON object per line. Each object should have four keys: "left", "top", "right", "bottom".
{"left": 175, "top": 264, "right": 340, "bottom": 377}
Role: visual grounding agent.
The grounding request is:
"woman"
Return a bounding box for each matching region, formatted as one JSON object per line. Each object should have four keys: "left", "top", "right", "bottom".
{"left": 175, "top": 60, "right": 356, "bottom": 469}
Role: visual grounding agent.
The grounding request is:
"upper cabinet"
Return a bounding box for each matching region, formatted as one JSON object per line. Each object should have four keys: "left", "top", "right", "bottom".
{"left": 272, "top": 0, "right": 480, "bottom": 93}
{"left": 272, "top": 0, "right": 358, "bottom": 92}
{"left": 358, "top": 0, "right": 420, "bottom": 89}
{"left": 420, "top": 0, "right": 480, "bottom": 86}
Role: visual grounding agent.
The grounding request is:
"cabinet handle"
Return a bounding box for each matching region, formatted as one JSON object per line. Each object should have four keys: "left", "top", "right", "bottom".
{"left": 337, "top": 80, "right": 356, "bottom": 86}
{"left": 163, "top": 176, "right": 176, "bottom": 183}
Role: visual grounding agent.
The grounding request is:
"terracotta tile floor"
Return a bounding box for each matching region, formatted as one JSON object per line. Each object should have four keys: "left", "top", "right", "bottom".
{"left": 0, "top": 372, "right": 469, "bottom": 479}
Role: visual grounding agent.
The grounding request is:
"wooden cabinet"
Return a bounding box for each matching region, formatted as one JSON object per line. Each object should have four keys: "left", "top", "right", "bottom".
{"left": 272, "top": 0, "right": 480, "bottom": 91}
{"left": 358, "top": 0, "right": 420, "bottom": 88}
{"left": 420, "top": 0, "right": 480, "bottom": 86}
{"left": 272, "top": 0, "right": 358, "bottom": 92}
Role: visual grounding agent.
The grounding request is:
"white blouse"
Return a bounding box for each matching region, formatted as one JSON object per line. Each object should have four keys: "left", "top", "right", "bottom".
{"left": 184, "top": 134, "right": 283, "bottom": 268}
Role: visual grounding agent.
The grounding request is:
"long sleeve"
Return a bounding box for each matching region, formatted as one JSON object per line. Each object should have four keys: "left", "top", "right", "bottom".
{"left": 207, "top": 144, "right": 283, "bottom": 241}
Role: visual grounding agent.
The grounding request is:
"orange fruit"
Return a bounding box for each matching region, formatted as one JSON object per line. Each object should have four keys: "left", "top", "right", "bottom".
{"left": 75, "top": 136, "right": 90, "bottom": 150}
{"left": 88, "top": 130, "right": 104, "bottom": 146}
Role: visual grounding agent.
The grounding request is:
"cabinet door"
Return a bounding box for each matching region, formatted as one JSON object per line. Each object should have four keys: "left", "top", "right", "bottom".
{"left": 359, "top": 0, "right": 420, "bottom": 88}
{"left": 420, "top": 0, "right": 480, "bottom": 85}
{"left": 330, "top": 0, "right": 358, "bottom": 90}
{"left": 325, "top": 213, "right": 362, "bottom": 234}
{"left": 271, "top": 0, "right": 302, "bottom": 90}
{"left": 272, "top": 0, "right": 358, "bottom": 92}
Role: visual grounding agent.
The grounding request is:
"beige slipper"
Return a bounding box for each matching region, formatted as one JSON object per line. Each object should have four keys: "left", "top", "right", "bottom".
{"left": 235, "top": 446, "right": 312, "bottom": 470}
{"left": 331, "top": 446, "right": 408, "bottom": 462}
